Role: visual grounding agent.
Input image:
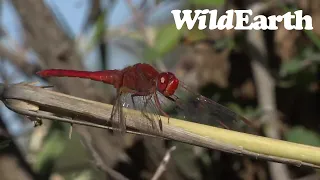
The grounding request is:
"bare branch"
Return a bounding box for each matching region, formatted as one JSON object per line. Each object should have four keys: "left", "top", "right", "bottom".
{"left": 151, "top": 146, "right": 176, "bottom": 180}
{"left": 0, "top": 43, "right": 41, "bottom": 76}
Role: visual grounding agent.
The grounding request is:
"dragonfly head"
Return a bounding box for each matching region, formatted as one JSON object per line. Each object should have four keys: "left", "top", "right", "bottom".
{"left": 157, "top": 72, "right": 179, "bottom": 97}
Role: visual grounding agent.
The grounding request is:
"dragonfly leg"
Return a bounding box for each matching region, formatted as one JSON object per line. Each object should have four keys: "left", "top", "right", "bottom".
{"left": 153, "top": 93, "right": 170, "bottom": 125}
{"left": 165, "top": 95, "right": 182, "bottom": 105}
{"left": 108, "top": 100, "right": 117, "bottom": 134}
{"left": 164, "top": 95, "right": 185, "bottom": 112}
{"left": 141, "top": 110, "right": 157, "bottom": 130}
{"left": 109, "top": 88, "right": 127, "bottom": 133}
{"left": 143, "top": 95, "right": 162, "bottom": 131}
{"left": 129, "top": 91, "right": 162, "bottom": 131}
{"left": 110, "top": 101, "right": 116, "bottom": 121}
{"left": 109, "top": 96, "right": 118, "bottom": 133}
{"left": 110, "top": 89, "right": 123, "bottom": 120}
{"left": 131, "top": 95, "right": 137, "bottom": 109}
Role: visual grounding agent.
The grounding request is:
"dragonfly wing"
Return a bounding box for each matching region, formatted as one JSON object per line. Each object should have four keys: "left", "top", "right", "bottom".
{"left": 159, "top": 82, "right": 253, "bottom": 131}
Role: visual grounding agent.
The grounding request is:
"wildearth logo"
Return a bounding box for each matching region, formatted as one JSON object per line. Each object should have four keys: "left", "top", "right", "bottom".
{"left": 171, "top": 9, "right": 313, "bottom": 30}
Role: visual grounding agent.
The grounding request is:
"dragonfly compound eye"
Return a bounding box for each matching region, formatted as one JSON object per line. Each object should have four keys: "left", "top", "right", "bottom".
{"left": 164, "top": 73, "right": 179, "bottom": 96}
{"left": 157, "top": 72, "right": 179, "bottom": 96}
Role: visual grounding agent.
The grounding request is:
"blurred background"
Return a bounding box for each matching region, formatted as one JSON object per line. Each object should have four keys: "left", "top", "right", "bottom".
{"left": 0, "top": 0, "right": 319, "bottom": 179}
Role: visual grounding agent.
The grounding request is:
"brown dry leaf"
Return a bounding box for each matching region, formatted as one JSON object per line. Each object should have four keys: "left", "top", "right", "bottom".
{"left": 176, "top": 43, "right": 231, "bottom": 90}
{"left": 309, "top": 0, "right": 320, "bottom": 13}
{"left": 297, "top": 0, "right": 320, "bottom": 13}
{"left": 233, "top": 79, "right": 256, "bottom": 100}
{"left": 239, "top": 158, "right": 267, "bottom": 180}
{"left": 297, "top": 0, "right": 310, "bottom": 11}
{"left": 274, "top": 22, "right": 301, "bottom": 62}
{"left": 310, "top": 13, "right": 320, "bottom": 36}
{"left": 309, "top": 82, "right": 319, "bottom": 92}
{"left": 49, "top": 173, "right": 65, "bottom": 180}
{"left": 297, "top": 0, "right": 320, "bottom": 38}
{"left": 174, "top": 5, "right": 242, "bottom": 90}
{"left": 207, "top": 28, "right": 236, "bottom": 41}
{"left": 175, "top": 12, "right": 240, "bottom": 89}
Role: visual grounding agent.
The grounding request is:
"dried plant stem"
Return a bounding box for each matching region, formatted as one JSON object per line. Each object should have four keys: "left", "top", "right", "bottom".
{"left": 0, "top": 83, "right": 319, "bottom": 169}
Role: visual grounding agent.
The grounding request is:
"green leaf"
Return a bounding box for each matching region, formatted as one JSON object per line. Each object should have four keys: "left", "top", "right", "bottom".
{"left": 214, "top": 37, "right": 235, "bottom": 50}
{"left": 86, "top": 10, "right": 106, "bottom": 53}
{"left": 34, "top": 123, "right": 68, "bottom": 173}
{"left": 190, "top": 0, "right": 225, "bottom": 6}
{"left": 227, "top": 103, "right": 244, "bottom": 115}
{"left": 143, "top": 47, "right": 161, "bottom": 63}
{"left": 184, "top": 29, "right": 207, "bottom": 42}
{"left": 34, "top": 131, "right": 67, "bottom": 171}
{"left": 227, "top": 103, "right": 261, "bottom": 118}
{"left": 282, "top": 6, "right": 320, "bottom": 50}
{"left": 154, "top": 24, "right": 184, "bottom": 56}
{"left": 284, "top": 126, "right": 320, "bottom": 147}
{"left": 304, "top": 29, "right": 320, "bottom": 51}
{"left": 280, "top": 59, "right": 304, "bottom": 77}
{"left": 171, "top": 142, "right": 202, "bottom": 179}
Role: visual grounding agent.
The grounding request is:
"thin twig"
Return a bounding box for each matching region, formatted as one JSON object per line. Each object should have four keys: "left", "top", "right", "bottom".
{"left": 0, "top": 83, "right": 319, "bottom": 169}
{"left": 85, "top": 132, "right": 130, "bottom": 180}
{"left": 0, "top": 59, "right": 9, "bottom": 84}
{"left": 125, "top": 0, "right": 151, "bottom": 45}
{"left": 151, "top": 146, "right": 176, "bottom": 180}
{"left": 0, "top": 43, "right": 41, "bottom": 76}
{"left": 124, "top": 0, "right": 167, "bottom": 72}
{"left": 68, "top": 124, "right": 73, "bottom": 139}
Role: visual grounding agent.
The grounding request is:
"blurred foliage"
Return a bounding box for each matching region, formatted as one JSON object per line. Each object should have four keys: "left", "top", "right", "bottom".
{"left": 227, "top": 103, "right": 262, "bottom": 119}
{"left": 34, "top": 122, "right": 68, "bottom": 177}
{"left": 171, "top": 142, "right": 202, "bottom": 179}
{"left": 279, "top": 47, "right": 319, "bottom": 89}
{"left": 70, "top": 170, "right": 93, "bottom": 180}
{"left": 190, "top": 0, "right": 225, "bottom": 6}
{"left": 284, "top": 126, "right": 320, "bottom": 147}
{"left": 144, "top": 24, "right": 186, "bottom": 62}
{"left": 283, "top": 5, "right": 320, "bottom": 50}
{"left": 86, "top": 9, "right": 107, "bottom": 56}
{"left": 154, "top": 24, "right": 184, "bottom": 56}
{"left": 213, "top": 37, "right": 236, "bottom": 50}
{"left": 280, "top": 48, "right": 318, "bottom": 76}
{"left": 55, "top": 132, "right": 105, "bottom": 180}
{"left": 145, "top": 24, "right": 211, "bottom": 63}
{"left": 0, "top": 139, "right": 10, "bottom": 150}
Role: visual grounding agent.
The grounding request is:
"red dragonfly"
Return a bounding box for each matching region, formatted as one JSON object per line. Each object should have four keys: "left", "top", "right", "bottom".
{"left": 37, "top": 63, "right": 253, "bottom": 133}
